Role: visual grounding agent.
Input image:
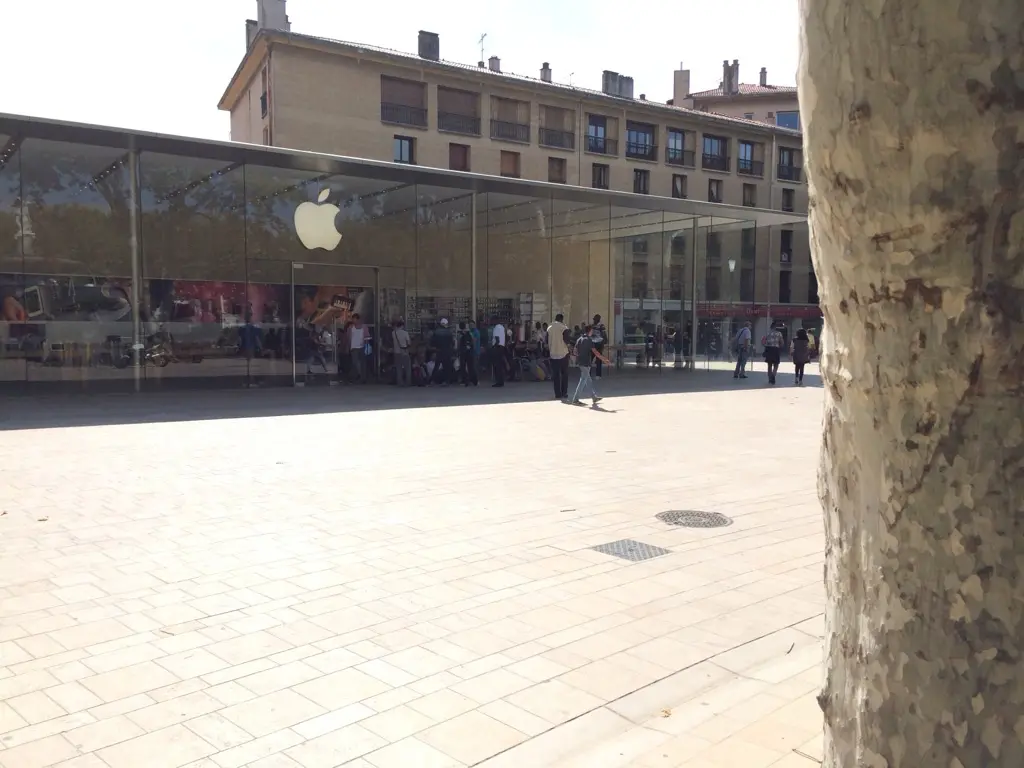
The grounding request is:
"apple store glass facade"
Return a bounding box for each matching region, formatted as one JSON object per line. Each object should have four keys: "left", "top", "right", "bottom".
{"left": 0, "top": 116, "right": 803, "bottom": 392}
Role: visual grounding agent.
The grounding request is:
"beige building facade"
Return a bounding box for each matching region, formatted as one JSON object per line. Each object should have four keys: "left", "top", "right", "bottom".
{"left": 218, "top": 3, "right": 816, "bottom": 349}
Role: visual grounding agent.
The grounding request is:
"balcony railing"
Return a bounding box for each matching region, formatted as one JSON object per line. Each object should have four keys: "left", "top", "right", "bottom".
{"left": 539, "top": 127, "right": 575, "bottom": 150}
{"left": 702, "top": 153, "right": 730, "bottom": 172}
{"left": 666, "top": 148, "right": 695, "bottom": 166}
{"left": 381, "top": 102, "right": 427, "bottom": 128}
{"left": 438, "top": 112, "right": 480, "bottom": 135}
{"left": 260, "top": 93, "right": 268, "bottom": 118}
{"left": 586, "top": 135, "right": 618, "bottom": 155}
{"left": 625, "top": 141, "right": 657, "bottom": 161}
{"left": 490, "top": 119, "right": 530, "bottom": 143}
{"left": 778, "top": 164, "right": 803, "bottom": 182}
{"left": 737, "top": 159, "right": 764, "bottom": 176}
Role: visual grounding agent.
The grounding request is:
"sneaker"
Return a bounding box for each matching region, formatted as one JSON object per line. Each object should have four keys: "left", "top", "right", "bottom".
{"left": 739, "top": 374, "right": 748, "bottom": 379}
{"left": 593, "top": 396, "right": 603, "bottom": 403}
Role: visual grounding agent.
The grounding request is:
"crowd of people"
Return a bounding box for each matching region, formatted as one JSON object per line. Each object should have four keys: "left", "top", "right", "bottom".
{"left": 730, "top": 321, "right": 814, "bottom": 385}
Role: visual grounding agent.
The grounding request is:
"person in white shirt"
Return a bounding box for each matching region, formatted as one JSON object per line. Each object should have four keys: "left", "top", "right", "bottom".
{"left": 546, "top": 313, "right": 571, "bottom": 400}
{"left": 490, "top": 316, "right": 506, "bottom": 387}
{"left": 733, "top": 322, "right": 752, "bottom": 379}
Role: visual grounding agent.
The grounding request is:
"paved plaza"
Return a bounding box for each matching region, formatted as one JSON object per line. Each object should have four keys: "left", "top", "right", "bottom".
{"left": 0, "top": 368, "right": 826, "bottom": 768}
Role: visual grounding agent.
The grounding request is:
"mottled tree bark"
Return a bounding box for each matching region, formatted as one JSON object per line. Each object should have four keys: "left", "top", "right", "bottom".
{"left": 798, "top": 1, "right": 1024, "bottom": 767}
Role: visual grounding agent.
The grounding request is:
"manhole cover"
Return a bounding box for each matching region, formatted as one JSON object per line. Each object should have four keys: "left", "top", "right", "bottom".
{"left": 656, "top": 510, "right": 733, "bottom": 528}
{"left": 590, "top": 539, "right": 672, "bottom": 562}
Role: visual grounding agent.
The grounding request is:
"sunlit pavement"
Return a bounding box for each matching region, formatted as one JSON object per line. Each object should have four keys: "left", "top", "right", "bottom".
{"left": 0, "top": 368, "right": 824, "bottom": 768}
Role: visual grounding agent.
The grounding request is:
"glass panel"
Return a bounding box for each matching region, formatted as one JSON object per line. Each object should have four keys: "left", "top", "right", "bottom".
{"left": 18, "top": 139, "right": 134, "bottom": 390}
{"left": 138, "top": 152, "right": 246, "bottom": 388}
{"left": 481, "top": 192, "right": 551, "bottom": 382}
{"left": 610, "top": 204, "right": 664, "bottom": 370}
{"left": 0, "top": 134, "right": 25, "bottom": 386}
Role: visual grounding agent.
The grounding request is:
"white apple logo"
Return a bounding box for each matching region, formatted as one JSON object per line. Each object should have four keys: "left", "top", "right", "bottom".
{"left": 294, "top": 189, "right": 342, "bottom": 251}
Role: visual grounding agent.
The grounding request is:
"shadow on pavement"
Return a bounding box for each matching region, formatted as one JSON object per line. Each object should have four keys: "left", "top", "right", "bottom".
{"left": 0, "top": 367, "right": 822, "bottom": 431}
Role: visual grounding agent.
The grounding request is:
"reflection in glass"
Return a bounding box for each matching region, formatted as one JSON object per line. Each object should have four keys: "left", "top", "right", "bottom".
{"left": 15, "top": 140, "right": 134, "bottom": 387}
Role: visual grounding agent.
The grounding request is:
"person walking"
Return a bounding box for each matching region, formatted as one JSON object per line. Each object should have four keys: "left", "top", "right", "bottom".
{"left": 457, "top": 321, "right": 478, "bottom": 386}
{"left": 392, "top": 319, "right": 412, "bottom": 387}
{"left": 469, "top": 319, "right": 481, "bottom": 372}
{"left": 791, "top": 327, "right": 810, "bottom": 385}
{"left": 764, "top": 322, "right": 784, "bottom": 385}
{"left": 733, "top": 322, "right": 752, "bottom": 379}
{"left": 430, "top": 318, "right": 455, "bottom": 385}
{"left": 490, "top": 315, "right": 506, "bottom": 387}
{"left": 571, "top": 325, "right": 612, "bottom": 406}
{"left": 547, "top": 313, "right": 571, "bottom": 400}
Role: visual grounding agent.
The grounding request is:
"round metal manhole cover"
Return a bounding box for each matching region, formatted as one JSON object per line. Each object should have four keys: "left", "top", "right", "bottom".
{"left": 656, "top": 510, "right": 733, "bottom": 528}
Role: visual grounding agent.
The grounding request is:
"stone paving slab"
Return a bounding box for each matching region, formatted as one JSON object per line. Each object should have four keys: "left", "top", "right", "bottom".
{"left": 0, "top": 370, "right": 825, "bottom": 767}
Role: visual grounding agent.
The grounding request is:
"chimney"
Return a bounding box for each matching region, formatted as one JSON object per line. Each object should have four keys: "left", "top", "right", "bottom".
{"left": 639, "top": 93, "right": 646, "bottom": 101}
{"left": 245, "top": 19, "right": 258, "bottom": 49}
{"left": 602, "top": 70, "right": 619, "bottom": 96}
{"left": 478, "top": 61, "right": 485, "bottom": 68}
{"left": 417, "top": 31, "right": 439, "bottom": 61}
{"left": 256, "top": 0, "right": 290, "bottom": 32}
{"left": 722, "top": 60, "right": 730, "bottom": 94}
{"left": 731, "top": 59, "right": 740, "bottom": 94}
{"left": 759, "top": 67, "right": 767, "bottom": 87}
{"left": 540, "top": 62, "right": 552, "bottom": 82}
{"left": 488, "top": 56, "right": 501, "bottom": 72}
{"left": 620, "top": 76, "right": 634, "bottom": 99}
{"left": 673, "top": 64, "right": 692, "bottom": 108}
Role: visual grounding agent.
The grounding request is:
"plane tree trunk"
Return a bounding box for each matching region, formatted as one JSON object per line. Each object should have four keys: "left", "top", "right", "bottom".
{"left": 798, "top": 1, "right": 1024, "bottom": 766}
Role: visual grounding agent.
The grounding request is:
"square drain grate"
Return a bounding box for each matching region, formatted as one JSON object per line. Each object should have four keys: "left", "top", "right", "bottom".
{"left": 590, "top": 539, "right": 672, "bottom": 562}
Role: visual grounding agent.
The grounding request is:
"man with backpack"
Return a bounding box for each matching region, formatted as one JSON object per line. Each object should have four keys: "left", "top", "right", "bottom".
{"left": 457, "top": 321, "right": 478, "bottom": 386}
{"left": 546, "top": 313, "right": 571, "bottom": 400}
{"left": 571, "top": 324, "right": 612, "bottom": 406}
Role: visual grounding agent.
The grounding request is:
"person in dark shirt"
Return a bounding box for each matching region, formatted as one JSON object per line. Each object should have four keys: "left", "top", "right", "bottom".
{"left": 591, "top": 314, "right": 607, "bottom": 378}
{"left": 457, "top": 321, "right": 478, "bottom": 386}
{"left": 430, "top": 318, "right": 455, "bottom": 385}
{"left": 571, "top": 325, "right": 612, "bottom": 406}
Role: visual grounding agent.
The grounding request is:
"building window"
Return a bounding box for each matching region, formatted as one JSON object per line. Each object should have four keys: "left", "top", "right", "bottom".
{"left": 380, "top": 76, "right": 428, "bottom": 127}
{"left": 633, "top": 169, "right": 650, "bottom": 194}
{"left": 449, "top": 143, "right": 470, "bottom": 172}
{"left": 591, "top": 163, "right": 610, "bottom": 189}
{"left": 587, "top": 114, "right": 616, "bottom": 154}
{"left": 666, "top": 129, "right": 691, "bottom": 165}
{"left": 777, "top": 111, "right": 801, "bottom": 130}
{"left": 708, "top": 178, "right": 723, "bottom": 203}
{"left": 671, "top": 234, "right": 687, "bottom": 256}
{"left": 741, "top": 228, "right": 755, "bottom": 259}
{"left": 671, "top": 174, "right": 687, "bottom": 199}
{"left": 809, "top": 266, "right": 820, "bottom": 304}
{"left": 500, "top": 150, "right": 521, "bottom": 178}
{"left": 740, "top": 267, "right": 755, "bottom": 302}
{"left": 782, "top": 188, "right": 795, "bottom": 212}
{"left": 262, "top": 126, "right": 270, "bottom": 145}
{"left": 625, "top": 121, "right": 656, "bottom": 160}
{"left": 705, "top": 266, "right": 721, "bottom": 301}
{"left": 778, "top": 147, "right": 803, "bottom": 181}
{"left": 707, "top": 232, "right": 722, "bottom": 261}
{"left": 737, "top": 141, "right": 762, "bottom": 175}
{"left": 743, "top": 112, "right": 754, "bottom": 120}
{"left": 779, "top": 269, "right": 793, "bottom": 303}
{"left": 742, "top": 183, "right": 757, "bottom": 207}
{"left": 781, "top": 228, "right": 794, "bottom": 258}
{"left": 702, "top": 135, "right": 729, "bottom": 172}
{"left": 548, "top": 157, "right": 567, "bottom": 183}
{"left": 393, "top": 135, "right": 415, "bottom": 164}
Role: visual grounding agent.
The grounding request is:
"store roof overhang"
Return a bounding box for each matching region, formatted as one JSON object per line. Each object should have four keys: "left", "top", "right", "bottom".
{"left": 0, "top": 112, "right": 807, "bottom": 239}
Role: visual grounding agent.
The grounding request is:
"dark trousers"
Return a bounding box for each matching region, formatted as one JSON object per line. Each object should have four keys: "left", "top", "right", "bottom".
{"left": 794, "top": 362, "right": 806, "bottom": 381}
{"left": 550, "top": 355, "right": 569, "bottom": 398}
{"left": 765, "top": 348, "right": 781, "bottom": 382}
{"left": 491, "top": 345, "right": 505, "bottom": 386}
{"left": 594, "top": 346, "right": 604, "bottom": 378}
{"left": 460, "top": 351, "right": 478, "bottom": 385}
{"left": 432, "top": 354, "right": 453, "bottom": 384}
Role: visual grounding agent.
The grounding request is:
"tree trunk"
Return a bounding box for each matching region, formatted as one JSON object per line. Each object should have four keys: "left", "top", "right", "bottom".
{"left": 798, "top": 1, "right": 1024, "bottom": 766}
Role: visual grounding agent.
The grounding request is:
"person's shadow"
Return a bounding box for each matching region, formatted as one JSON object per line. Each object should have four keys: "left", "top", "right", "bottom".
{"left": 562, "top": 400, "right": 619, "bottom": 414}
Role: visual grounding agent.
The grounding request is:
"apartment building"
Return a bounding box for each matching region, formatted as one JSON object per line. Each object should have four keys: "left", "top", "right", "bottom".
{"left": 681, "top": 60, "right": 801, "bottom": 130}
{"left": 218, "top": 1, "right": 817, "bottom": 343}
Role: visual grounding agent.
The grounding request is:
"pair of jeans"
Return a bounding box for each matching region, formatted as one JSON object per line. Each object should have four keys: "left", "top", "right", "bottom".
{"left": 573, "top": 365, "right": 599, "bottom": 402}
{"left": 350, "top": 349, "right": 366, "bottom": 382}
{"left": 734, "top": 348, "right": 749, "bottom": 376}
{"left": 491, "top": 345, "right": 505, "bottom": 386}
{"left": 550, "top": 355, "right": 569, "bottom": 398}
{"left": 432, "top": 354, "right": 453, "bottom": 384}
{"left": 395, "top": 352, "right": 411, "bottom": 386}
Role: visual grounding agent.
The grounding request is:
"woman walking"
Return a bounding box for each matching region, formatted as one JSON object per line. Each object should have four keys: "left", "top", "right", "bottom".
{"left": 791, "top": 328, "right": 810, "bottom": 385}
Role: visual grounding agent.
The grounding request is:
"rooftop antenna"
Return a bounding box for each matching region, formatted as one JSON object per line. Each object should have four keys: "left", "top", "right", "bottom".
{"left": 568, "top": 71, "right": 575, "bottom": 86}
{"left": 478, "top": 33, "right": 487, "bottom": 62}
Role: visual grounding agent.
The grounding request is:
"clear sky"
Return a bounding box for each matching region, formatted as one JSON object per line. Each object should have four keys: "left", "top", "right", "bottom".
{"left": 1, "top": 0, "right": 799, "bottom": 141}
